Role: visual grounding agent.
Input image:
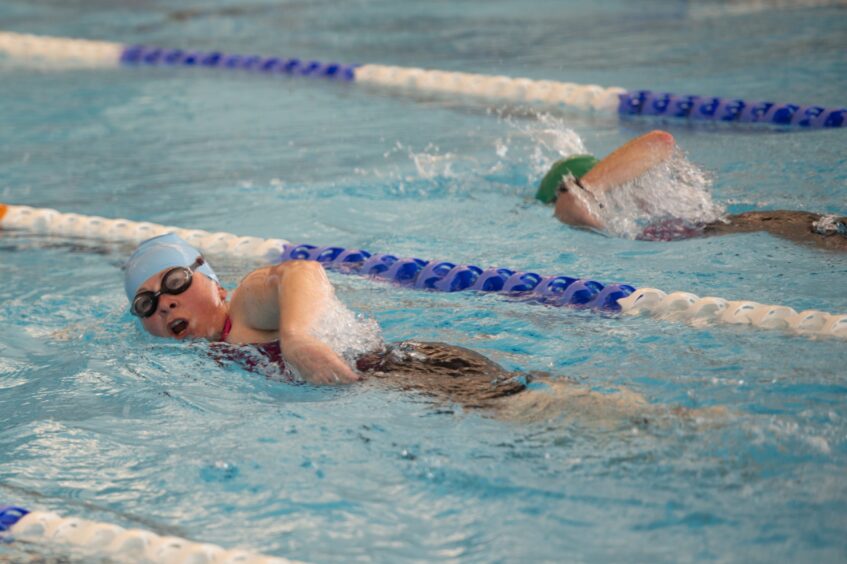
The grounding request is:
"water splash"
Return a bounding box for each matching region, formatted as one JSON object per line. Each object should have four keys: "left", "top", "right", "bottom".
{"left": 578, "top": 149, "right": 726, "bottom": 240}
{"left": 528, "top": 114, "right": 588, "bottom": 160}
{"left": 311, "top": 295, "right": 384, "bottom": 364}
{"left": 496, "top": 113, "right": 587, "bottom": 179}
{"left": 408, "top": 144, "right": 460, "bottom": 180}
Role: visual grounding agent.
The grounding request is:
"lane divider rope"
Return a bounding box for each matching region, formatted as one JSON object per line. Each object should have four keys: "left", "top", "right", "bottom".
{"left": 1, "top": 203, "right": 845, "bottom": 339}
{"left": 1, "top": 31, "right": 843, "bottom": 128}
{"left": 0, "top": 505, "right": 295, "bottom": 564}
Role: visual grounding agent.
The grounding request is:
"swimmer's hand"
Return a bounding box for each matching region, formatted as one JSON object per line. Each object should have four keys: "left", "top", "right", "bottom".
{"left": 281, "top": 335, "right": 360, "bottom": 385}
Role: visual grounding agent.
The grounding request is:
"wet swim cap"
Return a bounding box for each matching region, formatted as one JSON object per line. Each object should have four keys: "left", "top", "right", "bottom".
{"left": 535, "top": 154, "right": 599, "bottom": 204}
{"left": 123, "top": 232, "right": 219, "bottom": 301}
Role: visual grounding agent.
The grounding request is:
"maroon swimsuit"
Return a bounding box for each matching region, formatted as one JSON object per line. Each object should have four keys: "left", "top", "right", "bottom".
{"left": 212, "top": 316, "right": 287, "bottom": 373}
{"left": 637, "top": 219, "right": 703, "bottom": 241}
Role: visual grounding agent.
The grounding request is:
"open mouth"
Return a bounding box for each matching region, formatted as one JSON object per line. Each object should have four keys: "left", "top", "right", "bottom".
{"left": 169, "top": 318, "right": 189, "bottom": 338}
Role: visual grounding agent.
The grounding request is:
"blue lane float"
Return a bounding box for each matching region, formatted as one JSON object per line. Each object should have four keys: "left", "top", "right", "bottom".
{"left": 119, "top": 43, "right": 359, "bottom": 81}
{"left": 280, "top": 243, "right": 636, "bottom": 311}
{"left": 618, "top": 90, "right": 845, "bottom": 128}
{"left": 0, "top": 505, "right": 28, "bottom": 533}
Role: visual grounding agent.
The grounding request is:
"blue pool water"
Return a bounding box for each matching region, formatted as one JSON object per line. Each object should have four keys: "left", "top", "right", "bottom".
{"left": 1, "top": 0, "right": 846, "bottom": 561}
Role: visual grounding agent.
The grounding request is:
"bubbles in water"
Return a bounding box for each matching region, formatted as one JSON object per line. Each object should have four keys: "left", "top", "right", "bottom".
{"left": 409, "top": 144, "right": 459, "bottom": 180}
{"left": 311, "top": 295, "right": 384, "bottom": 364}
{"left": 580, "top": 149, "right": 726, "bottom": 239}
{"left": 200, "top": 461, "right": 240, "bottom": 482}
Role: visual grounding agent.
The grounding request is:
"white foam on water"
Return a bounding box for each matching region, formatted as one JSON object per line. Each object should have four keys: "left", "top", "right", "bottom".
{"left": 311, "top": 296, "right": 384, "bottom": 364}
{"left": 580, "top": 149, "right": 725, "bottom": 239}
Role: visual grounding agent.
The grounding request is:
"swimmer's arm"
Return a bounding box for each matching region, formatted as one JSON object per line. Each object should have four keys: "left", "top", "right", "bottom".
{"left": 230, "top": 261, "right": 359, "bottom": 385}
{"left": 580, "top": 130, "right": 675, "bottom": 194}
{"left": 274, "top": 262, "right": 360, "bottom": 385}
{"left": 553, "top": 130, "right": 674, "bottom": 230}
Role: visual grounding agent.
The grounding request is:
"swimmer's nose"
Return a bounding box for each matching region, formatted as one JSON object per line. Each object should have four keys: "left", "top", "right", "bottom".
{"left": 158, "top": 295, "right": 179, "bottom": 314}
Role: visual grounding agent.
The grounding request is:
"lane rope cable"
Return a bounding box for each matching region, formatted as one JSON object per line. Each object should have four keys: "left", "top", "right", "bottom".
{"left": 0, "top": 504, "right": 295, "bottom": 564}
{"left": 1, "top": 203, "right": 844, "bottom": 340}
{"left": 0, "top": 31, "right": 843, "bottom": 128}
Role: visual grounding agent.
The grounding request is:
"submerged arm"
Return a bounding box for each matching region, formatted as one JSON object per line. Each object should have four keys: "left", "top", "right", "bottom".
{"left": 230, "top": 261, "right": 359, "bottom": 385}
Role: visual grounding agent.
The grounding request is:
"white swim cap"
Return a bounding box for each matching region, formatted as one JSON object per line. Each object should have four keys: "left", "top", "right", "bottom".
{"left": 123, "top": 233, "right": 219, "bottom": 302}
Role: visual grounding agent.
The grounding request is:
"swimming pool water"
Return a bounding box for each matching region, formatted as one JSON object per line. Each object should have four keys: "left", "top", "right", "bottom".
{"left": 1, "top": 0, "right": 846, "bottom": 561}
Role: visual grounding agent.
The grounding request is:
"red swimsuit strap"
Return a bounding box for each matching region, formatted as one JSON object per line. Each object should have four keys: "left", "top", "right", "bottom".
{"left": 220, "top": 315, "right": 232, "bottom": 342}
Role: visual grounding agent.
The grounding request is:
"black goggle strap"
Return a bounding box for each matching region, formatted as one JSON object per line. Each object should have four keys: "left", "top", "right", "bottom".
{"left": 165, "top": 256, "right": 204, "bottom": 287}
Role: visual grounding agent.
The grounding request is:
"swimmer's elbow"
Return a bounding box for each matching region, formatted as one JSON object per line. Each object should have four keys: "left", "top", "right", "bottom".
{"left": 273, "top": 260, "right": 331, "bottom": 288}
{"left": 644, "top": 130, "right": 675, "bottom": 159}
{"left": 274, "top": 260, "right": 325, "bottom": 275}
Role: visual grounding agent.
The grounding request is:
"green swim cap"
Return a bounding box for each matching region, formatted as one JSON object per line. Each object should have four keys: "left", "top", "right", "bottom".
{"left": 535, "top": 154, "right": 599, "bottom": 204}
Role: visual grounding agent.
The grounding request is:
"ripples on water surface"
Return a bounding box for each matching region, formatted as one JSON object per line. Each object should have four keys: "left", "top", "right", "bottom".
{"left": 1, "top": 0, "right": 846, "bottom": 561}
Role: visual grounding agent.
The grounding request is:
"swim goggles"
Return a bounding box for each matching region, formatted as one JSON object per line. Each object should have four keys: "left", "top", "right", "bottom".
{"left": 131, "top": 257, "right": 205, "bottom": 318}
{"left": 557, "top": 176, "right": 604, "bottom": 209}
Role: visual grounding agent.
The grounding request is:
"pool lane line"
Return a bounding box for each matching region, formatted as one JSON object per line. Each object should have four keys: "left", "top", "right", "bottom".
{"left": 1, "top": 203, "right": 845, "bottom": 340}
{"left": 0, "top": 31, "right": 843, "bottom": 129}
{"left": 0, "top": 505, "right": 297, "bottom": 564}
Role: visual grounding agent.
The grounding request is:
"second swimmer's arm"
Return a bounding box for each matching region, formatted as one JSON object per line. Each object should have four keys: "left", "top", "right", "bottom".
{"left": 230, "top": 261, "right": 360, "bottom": 385}
{"left": 553, "top": 131, "right": 675, "bottom": 230}
{"left": 581, "top": 130, "right": 675, "bottom": 194}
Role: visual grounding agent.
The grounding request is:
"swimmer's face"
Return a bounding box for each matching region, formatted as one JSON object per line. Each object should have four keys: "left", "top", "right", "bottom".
{"left": 136, "top": 269, "right": 227, "bottom": 340}
{"left": 553, "top": 186, "right": 605, "bottom": 230}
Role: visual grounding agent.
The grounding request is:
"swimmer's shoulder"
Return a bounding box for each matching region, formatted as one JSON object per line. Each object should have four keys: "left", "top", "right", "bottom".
{"left": 224, "top": 319, "right": 278, "bottom": 345}
{"left": 227, "top": 265, "right": 286, "bottom": 336}
{"left": 227, "top": 281, "right": 280, "bottom": 345}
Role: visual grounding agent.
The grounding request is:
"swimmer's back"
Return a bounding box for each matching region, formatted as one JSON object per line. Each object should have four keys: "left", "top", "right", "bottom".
{"left": 705, "top": 211, "right": 847, "bottom": 251}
